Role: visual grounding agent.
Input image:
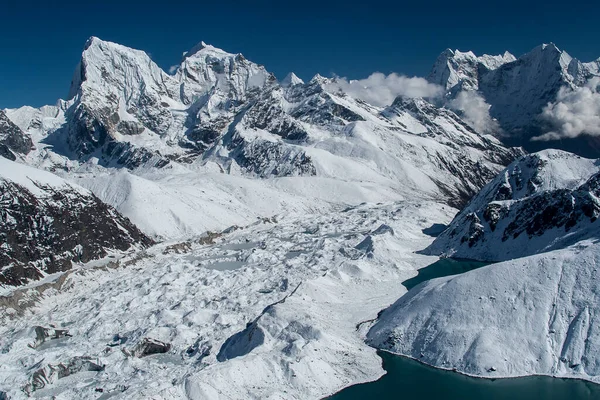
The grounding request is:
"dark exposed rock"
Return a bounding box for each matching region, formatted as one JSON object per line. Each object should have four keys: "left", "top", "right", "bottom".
{"left": 133, "top": 338, "right": 171, "bottom": 357}
{"left": 0, "top": 110, "right": 33, "bottom": 160}
{"left": 0, "top": 170, "right": 154, "bottom": 287}
{"left": 425, "top": 150, "right": 600, "bottom": 261}
{"left": 231, "top": 135, "right": 316, "bottom": 177}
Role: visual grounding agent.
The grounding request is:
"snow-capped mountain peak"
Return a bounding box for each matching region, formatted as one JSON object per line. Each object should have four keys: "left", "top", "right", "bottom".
{"left": 280, "top": 72, "right": 304, "bottom": 87}
{"left": 428, "top": 48, "right": 515, "bottom": 91}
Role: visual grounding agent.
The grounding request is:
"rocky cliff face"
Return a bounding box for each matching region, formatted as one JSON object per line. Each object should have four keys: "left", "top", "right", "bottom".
{"left": 0, "top": 110, "right": 33, "bottom": 161}
{"left": 0, "top": 157, "right": 153, "bottom": 287}
{"left": 424, "top": 149, "right": 600, "bottom": 261}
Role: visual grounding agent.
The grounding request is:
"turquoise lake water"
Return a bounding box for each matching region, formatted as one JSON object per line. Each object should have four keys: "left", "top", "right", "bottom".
{"left": 328, "top": 351, "right": 600, "bottom": 400}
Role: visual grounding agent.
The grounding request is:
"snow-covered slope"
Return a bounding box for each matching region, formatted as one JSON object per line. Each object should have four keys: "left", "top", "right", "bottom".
{"left": 0, "top": 156, "right": 153, "bottom": 287}
{"left": 368, "top": 240, "right": 600, "bottom": 383}
{"left": 424, "top": 149, "right": 600, "bottom": 261}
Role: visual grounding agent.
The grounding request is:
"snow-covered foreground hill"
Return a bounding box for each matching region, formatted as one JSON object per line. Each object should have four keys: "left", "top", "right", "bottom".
{"left": 368, "top": 240, "right": 600, "bottom": 384}
{"left": 0, "top": 201, "right": 455, "bottom": 399}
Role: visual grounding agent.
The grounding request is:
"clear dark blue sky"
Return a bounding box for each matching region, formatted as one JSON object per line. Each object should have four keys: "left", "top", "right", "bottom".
{"left": 1, "top": 0, "right": 598, "bottom": 108}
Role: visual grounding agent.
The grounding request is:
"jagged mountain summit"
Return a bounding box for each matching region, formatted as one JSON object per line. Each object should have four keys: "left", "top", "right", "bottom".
{"left": 429, "top": 48, "right": 517, "bottom": 92}
{"left": 429, "top": 44, "right": 600, "bottom": 155}
{"left": 4, "top": 37, "right": 522, "bottom": 219}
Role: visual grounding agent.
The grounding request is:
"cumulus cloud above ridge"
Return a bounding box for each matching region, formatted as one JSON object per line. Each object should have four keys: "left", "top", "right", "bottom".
{"left": 534, "top": 77, "right": 600, "bottom": 141}
{"left": 326, "top": 73, "right": 442, "bottom": 107}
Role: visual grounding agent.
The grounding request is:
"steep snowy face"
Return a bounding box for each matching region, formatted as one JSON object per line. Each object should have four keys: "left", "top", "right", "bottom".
{"left": 0, "top": 110, "right": 33, "bottom": 161}
{"left": 425, "top": 149, "right": 600, "bottom": 261}
{"left": 368, "top": 242, "right": 600, "bottom": 383}
{"left": 177, "top": 42, "right": 275, "bottom": 104}
{"left": 60, "top": 37, "right": 184, "bottom": 168}
{"left": 280, "top": 72, "right": 304, "bottom": 88}
{"left": 0, "top": 157, "right": 153, "bottom": 287}
{"left": 428, "top": 49, "right": 516, "bottom": 91}
{"left": 384, "top": 96, "right": 518, "bottom": 162}
{"left": 478, "top": 44, "right": 579, "bottom": 131}
{"left": 70, "top": 37, "right": 181, "bottom": 136}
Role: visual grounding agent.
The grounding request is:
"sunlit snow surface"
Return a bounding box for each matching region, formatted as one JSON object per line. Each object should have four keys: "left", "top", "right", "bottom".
{"left": 0, "top": 201, "right": 455, "bottom": 399}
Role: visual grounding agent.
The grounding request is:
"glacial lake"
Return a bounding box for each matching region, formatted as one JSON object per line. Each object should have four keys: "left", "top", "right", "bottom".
{"left": 401, "top": 257, "right": 491, "bottom": 290}
{"left": 328, "top": 351, "right": 600, "bottom": 400}
{"left": 329, "top": 258, "right": 600, "bottom": 399}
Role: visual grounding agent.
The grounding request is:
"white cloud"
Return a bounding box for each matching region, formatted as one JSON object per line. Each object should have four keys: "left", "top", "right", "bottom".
{"left": 448, "top": 90, "right": 501, "bottom": 134}
{"left": 326, "top": 73, "right": 442, "bottom": 107}
{"left": 168, "top": 65, "right": 179, "bottom": 74}
{"left": 533, "top": 77, "right": 600, "bottom": 141}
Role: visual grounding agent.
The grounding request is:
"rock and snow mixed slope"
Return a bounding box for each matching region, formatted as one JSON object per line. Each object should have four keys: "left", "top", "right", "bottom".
{"left": 0, "top": 201, "right": 455, "bottom": 399}
{"left": 368, "top": 240, "right": 600, "bottom": 383}
{"left": 0, "top": 110, "right": 33, "bottom": 161}
{"left": 0, "top": 156, "right": 153, "bottom": 287}
{"left": 3, "top": 37, "right": 522, "bottom": 229}
{"left": 425, "top": 150, "right": 600, "bottom": 261}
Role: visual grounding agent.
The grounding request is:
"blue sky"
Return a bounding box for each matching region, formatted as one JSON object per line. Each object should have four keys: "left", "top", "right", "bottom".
{"left": 1, "top": 0, "right": 599, "bottom": 108}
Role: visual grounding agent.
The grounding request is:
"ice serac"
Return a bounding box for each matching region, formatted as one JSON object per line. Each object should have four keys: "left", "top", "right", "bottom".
{"left": 0, "top": 110, "right": 33, "bottom": 161}
{"left": 0, "top": 157, "right": 153, "bottom": 287}
{"left": 368, "top": 242, "right": 600, "bottom": 384}
{"left": 424, "top": 149, "right": 600, "bottom": 261}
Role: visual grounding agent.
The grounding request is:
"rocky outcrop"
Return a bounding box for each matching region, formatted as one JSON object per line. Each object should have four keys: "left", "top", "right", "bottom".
{"left": 132, "top": 338, "right": 171, "bottom": 358}
{"left": 0, "top": 110, "right": 33, "bottom": 161}
{"left": 0, "top": 157, "right": 153, "bottom": 287}
{"left": 424, "top": 150, "right": 600, "bottom": 261}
